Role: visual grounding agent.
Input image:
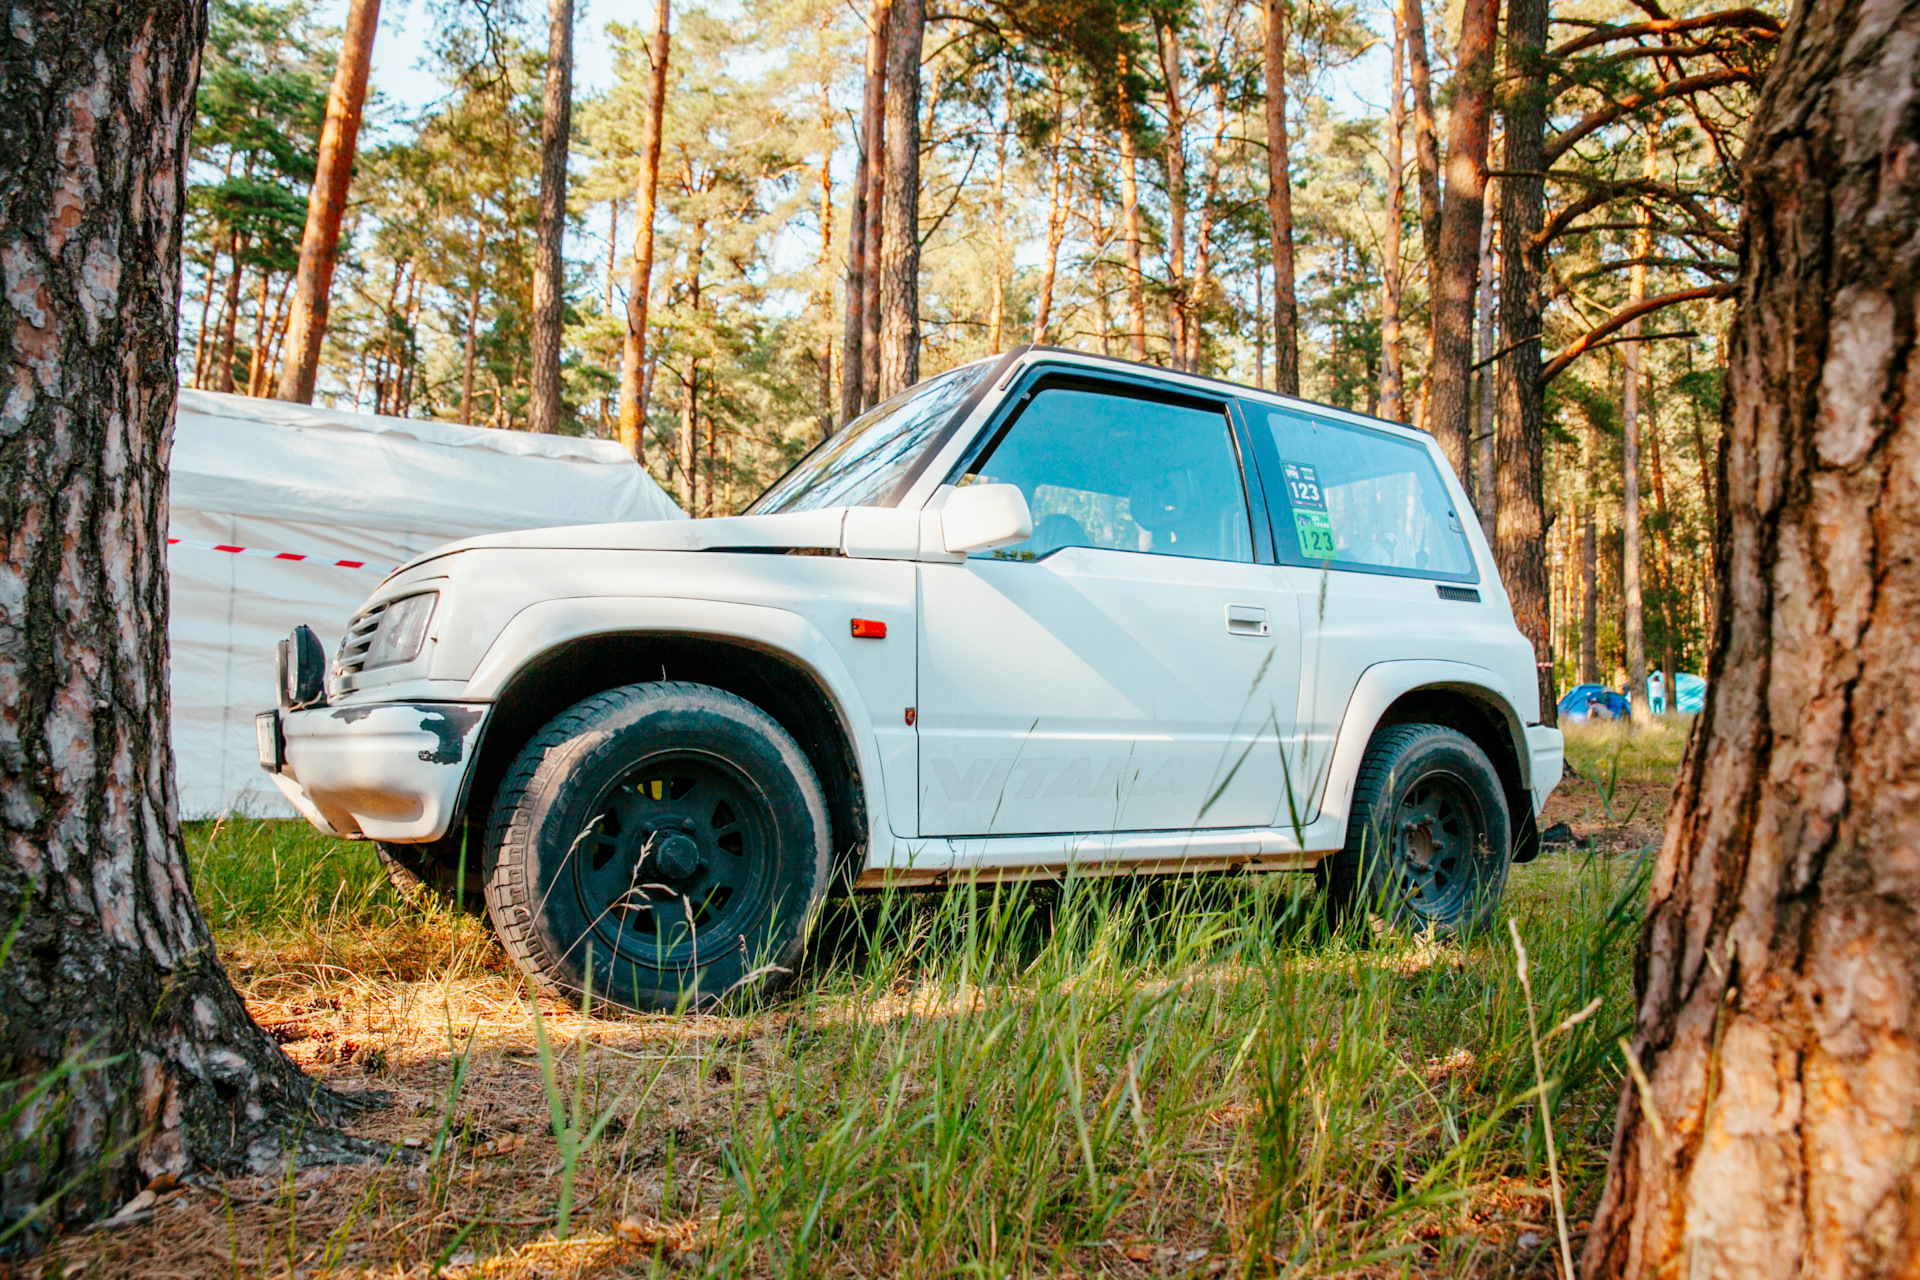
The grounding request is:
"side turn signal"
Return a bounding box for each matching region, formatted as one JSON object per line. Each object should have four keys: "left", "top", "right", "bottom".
{"left": 850, "top": 618, "right": 887, "bottom": 639}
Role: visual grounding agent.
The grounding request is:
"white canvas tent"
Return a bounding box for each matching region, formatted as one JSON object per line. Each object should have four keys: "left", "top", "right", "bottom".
{"left": 169, "top": 390, "right": 684, "bottom": 819}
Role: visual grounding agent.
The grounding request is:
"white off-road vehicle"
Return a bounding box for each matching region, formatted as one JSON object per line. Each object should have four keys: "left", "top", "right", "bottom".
{"left": 260, "top": 348, "right": 1563, "bottom": 1011}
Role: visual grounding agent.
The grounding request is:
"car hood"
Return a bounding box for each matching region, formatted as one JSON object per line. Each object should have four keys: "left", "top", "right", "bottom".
{"left": 394, "top": 508, "right": 849, "bottom": 575}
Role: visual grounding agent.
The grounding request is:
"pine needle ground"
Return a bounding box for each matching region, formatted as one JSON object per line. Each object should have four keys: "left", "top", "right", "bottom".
{"left": 37, "top": 719, "right": 1676, "bottom": 1280}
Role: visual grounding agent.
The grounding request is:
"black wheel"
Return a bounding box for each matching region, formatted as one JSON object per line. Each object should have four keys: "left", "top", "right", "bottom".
{"left": 1321, "top": 724, "right": 1511, "bottom": 936}
{"left": 482, "top": 682, "right": 830, "bottom": 1012}
{"left": 377, "top": 835, "right": 485, "bottom": 915}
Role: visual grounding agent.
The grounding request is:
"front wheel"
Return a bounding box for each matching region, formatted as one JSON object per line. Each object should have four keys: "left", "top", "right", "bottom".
{"left": 482, "top": 682, "right": 831, "bottom": 1012}
{"left": 1321, "top": 724, "right": 1512, "bottom": 937}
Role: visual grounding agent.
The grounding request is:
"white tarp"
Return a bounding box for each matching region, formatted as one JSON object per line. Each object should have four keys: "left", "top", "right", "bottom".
{"left": 169, "top": 390, "right": 683, "bottom": 819}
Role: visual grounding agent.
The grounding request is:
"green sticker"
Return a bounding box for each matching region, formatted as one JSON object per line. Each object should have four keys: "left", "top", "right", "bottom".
{"left": 1294, "top": 509, "right": 1336, "bottom": 560}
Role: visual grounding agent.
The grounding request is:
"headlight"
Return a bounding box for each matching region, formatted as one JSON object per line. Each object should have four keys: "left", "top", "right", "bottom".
{"left": 363, "top": 592, "right": 437, "bottom": 669}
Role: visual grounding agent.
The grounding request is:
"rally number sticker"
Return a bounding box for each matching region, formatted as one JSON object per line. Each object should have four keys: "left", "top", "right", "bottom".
{"left": 1280, "top": 461, "right": 1335, "bottom": 559}
{"left": 1294, "top": 510, "right": 1336, "bottom": 559}
{"left": 1280, "top": 461, "right": 1326, "bottom": 511}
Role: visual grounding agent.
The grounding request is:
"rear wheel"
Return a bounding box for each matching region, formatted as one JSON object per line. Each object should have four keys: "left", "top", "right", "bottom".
{"left": 482, "top": 682, "right": 830, "bottom": 1012}
{"left": 1321, "top": 724, "right": 1511, "bottom": 936}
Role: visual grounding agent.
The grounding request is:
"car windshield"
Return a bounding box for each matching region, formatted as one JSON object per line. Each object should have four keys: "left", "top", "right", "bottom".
{"left": 749, "top": 361, "right": 995, "bottom": 514}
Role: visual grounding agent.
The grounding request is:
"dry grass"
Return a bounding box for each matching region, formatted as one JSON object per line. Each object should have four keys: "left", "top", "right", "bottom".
{"left": 32, "top": 722, "right": 1688, "bottom": 1279}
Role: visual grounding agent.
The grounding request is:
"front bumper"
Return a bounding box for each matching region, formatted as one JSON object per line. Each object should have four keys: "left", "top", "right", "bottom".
{"left": 258, "top": 702, "right": 490, "bottom": 841}
{"left": 1526, "top": 724, "right": 1566, "bottom": 814}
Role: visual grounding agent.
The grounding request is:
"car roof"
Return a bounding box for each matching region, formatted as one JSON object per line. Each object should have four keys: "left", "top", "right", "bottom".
{"left": 1006, "top": 345, "right": 1430, "bottom": 445}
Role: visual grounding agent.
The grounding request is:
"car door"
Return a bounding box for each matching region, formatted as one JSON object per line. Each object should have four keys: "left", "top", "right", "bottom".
{"left": 915, "top": 376, "right": 1302, "bottom": 837}
{"left": 1236, "top": 398, "right": 1492, "bottom": 821}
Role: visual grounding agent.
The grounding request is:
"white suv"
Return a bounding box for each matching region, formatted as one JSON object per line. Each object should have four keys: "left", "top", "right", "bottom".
{"left": 259, "top": 349, "right": 1563, "bottom": 1011}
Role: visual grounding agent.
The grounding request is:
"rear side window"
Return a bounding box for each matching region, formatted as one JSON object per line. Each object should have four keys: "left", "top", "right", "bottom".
{"left": 1244, "top": 403, "right": 1477, "bottom": 581}
{"left": 962, "top": 385, "right": 1252, "bottom": 563}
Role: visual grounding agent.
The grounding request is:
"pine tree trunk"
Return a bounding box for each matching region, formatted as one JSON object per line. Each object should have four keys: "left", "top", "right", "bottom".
{"left": 1379, "top": 1, "right": 1407, "bottom": 422}
{"left": 988, "top": 86, "right": 1008, "bottom": 353}
{"left": 1622, "top": 133, "right": 1655, "bottom": 722}
{"left": 817, "top": 80, "right": 836, "bottom": 440}
{"left": 1585, "top": 3, "right": 1920, "bottom": 1272}
{"left": 1157, "top": 20, "right": 1187, "bottom": 371}
{"left": 1403, "top": 0, "right": 1441, "bottom": 268}
{"left": 1581, "top": 504, "right": 1599, "bottom": 685}
{"left": 1492, "top": 0, "right": 1553, "bottom": 722}
{"left": 678, "top": 359, "right": 697, "bottom": 512}
{"left": 618, "top": 0, "right": 671, "bottom": 459}
{"left": 214, "top": 235, "right": 248, "bottom": 393}
{"left": 461, "top": 264, "right": 481, "bottom": 424}
{"left": 0, "top": 0, "right": 365, "bottom": 1240}
{"left": 1117, "top": 53, "right": 1148, "bottom": 365}
{"left": 841, "top": 0, "right": 886, "bottom": 421}
{"left": 1472, "top": 197, "right": 1499, "bottom": 533}
{"left": 528, "top": 0, "right": 574, "bottom": 435}
{"left": 277, "top": 0, "right": 379, "bottom": 403}
{"left": 1425, "top": 0, "right": 1496, "bottom": 482}
{"left": 1263, "top": 0, "right": 1298, "bottom": 393}
{"left": 1032, "top": 102, "right": 1068, "bottom": 344}
{"left": 1188, "top": 79, "right": 1227, "bottom": 372}
{"left": 876, "top": 0, "right": 923, "bottom": 398}
{"left": 860, "top": 0, "right": 889, "bottom": 410}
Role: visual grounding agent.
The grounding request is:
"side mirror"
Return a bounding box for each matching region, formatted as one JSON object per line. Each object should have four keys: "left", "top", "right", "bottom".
{"left": 940, "top": 483, "right": 1033, "bottom": 555}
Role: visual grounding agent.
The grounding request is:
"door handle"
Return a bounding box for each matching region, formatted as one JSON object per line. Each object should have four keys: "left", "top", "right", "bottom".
{"left": 1225, "top": 604, "right": 1270, "bottom": 637}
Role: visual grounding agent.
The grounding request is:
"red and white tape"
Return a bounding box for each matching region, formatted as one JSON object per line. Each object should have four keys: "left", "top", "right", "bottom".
{"left": 167, "top": 536, "right": 394, "bottom": 575}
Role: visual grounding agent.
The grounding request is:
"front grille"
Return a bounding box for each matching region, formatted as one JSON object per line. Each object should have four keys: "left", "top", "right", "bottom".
{"left": 333, "top": 603, "right": 388, "bottom": 682}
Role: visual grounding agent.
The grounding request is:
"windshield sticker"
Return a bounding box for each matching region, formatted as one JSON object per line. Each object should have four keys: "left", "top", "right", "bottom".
{"left": 1280, "top": 461, "right": 1335, "bottom": 559}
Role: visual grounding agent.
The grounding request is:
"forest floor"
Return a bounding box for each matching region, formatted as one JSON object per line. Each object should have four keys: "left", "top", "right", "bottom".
{"left": 39, "top": 718, "right": 1691, "bottom": 1280}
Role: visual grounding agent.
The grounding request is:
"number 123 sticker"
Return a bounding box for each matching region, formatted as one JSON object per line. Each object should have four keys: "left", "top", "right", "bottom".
{"left": 1280, "top": 461, "right": 1336, "bottom": 560}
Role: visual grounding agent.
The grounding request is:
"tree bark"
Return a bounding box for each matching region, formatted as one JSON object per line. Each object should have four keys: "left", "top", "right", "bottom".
{"left": 528, "top": 0, "right": 574, "bottom": 435}
{"left": 1584, "top": 2, "right": 1920, "bottom": 1273}
{"left": 1032, "top": 96, "right": 1070, "bottom": 344}
{"left": 0, "top": 0, "right": 364, "bottom": 1240}
{"left": 1622, "top": 130, "right": 1655, "bottom": 722}
{"left": 214, "top": 235, "right": 248, "bottom": 394}
{"left": 460, "top": 264, "right": 482, "bottom": 424}
{"left": 861, "top": 2, "right": 891, "bottom": 408}
{"left": 988, "top": 81, "right": 1009, "bottom": 353}
{"left": 1649, "top": 402, "right": 1679, "bottom": 710}
{"left": 618, "top": 0, "right": 671, "bottom": 459}
{"left": 277, "top": 0, "right": 379, "bottom": 403}
{"left": 817, "top": 78, "right": 836, "bottom": 440}
{"left": 678, "top": 359, "right": 697, "bottom": 512}
{"left": 1158, "top": 19, "right": 1187, "bottom": 370}
{"left": 1188, "top": 78, "right": 1228, "bottom": 372}
{"left": 1117, "top": 50, "right": 1148, "bottom": 365}
{"left": 877, "top": 0, "right": 923, "bottom": 398}
{"left": 1581, "top": 503, "right": 1599, "bottom": 685}
{"left": 1426, "top": 0, "right": 1497, "bottom": 481}
{"left": 842, "top": 0, "right": 886, "bottom": 420}
{"left": 1493, "top": 0, "right": 1553, "bottom": 722}
{"left": 1403, "top": 0, "right": 1442, "bottom": 268}
{"left": 1472, "top": 194, "right": 1499, "bottom": 530}
{"left": 1263, "top": 0, "right": 1298, "bottom": 393}
{"left": 1379, "top": 1, "right": 1407, "bottom": 422}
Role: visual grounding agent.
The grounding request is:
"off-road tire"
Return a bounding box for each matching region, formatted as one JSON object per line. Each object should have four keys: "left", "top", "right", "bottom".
{"left": 482, "top": 682, "right": 831, "bottom": 1012}
{"left": 377, "top": 836, "right": 485, "bottom": 915}
{"left": 1321, "top": 724, "right": 1511, "bottom": 937}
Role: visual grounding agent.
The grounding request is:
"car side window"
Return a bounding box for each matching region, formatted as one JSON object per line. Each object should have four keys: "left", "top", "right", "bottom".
{"left": 1245, "top": 403, "right": 1477, "bottom": 581}
{"left": 960, "top": 385, "right": 1253, "bottom": 564}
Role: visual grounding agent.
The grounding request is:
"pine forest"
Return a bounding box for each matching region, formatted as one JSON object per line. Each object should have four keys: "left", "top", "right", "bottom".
{"left": 182, "top": 0, "right": 1780, "bottom": 709}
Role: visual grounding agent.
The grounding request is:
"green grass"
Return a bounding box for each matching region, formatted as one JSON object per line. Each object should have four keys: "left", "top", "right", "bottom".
{"left": 168, "top": 815, "right": 1647, "bottom": 1278}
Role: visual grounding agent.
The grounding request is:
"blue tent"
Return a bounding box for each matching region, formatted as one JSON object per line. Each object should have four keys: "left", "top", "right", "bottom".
{"left": 1649, "top": 671, "right": 1706, "bottom": 714}
{"left": 1558, "top": 674, "right": 1706, "bottom": 721}
{"left": 1557, "top": 684, "right": 1630, "bottom": 722}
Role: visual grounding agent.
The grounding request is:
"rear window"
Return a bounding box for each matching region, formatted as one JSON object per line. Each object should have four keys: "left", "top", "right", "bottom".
{"left": 1243, "top": 403, "right": 1477, "bottom": 581}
